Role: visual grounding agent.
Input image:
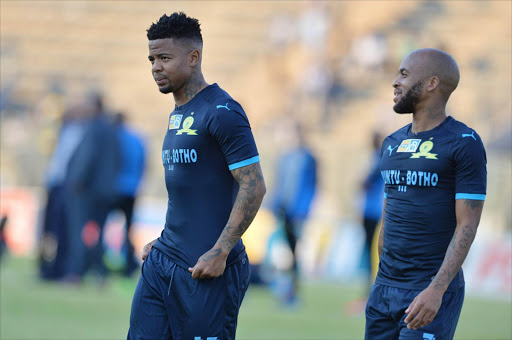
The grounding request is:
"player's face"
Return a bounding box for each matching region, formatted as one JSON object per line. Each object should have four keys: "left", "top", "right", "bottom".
{"left": 393, "top": 79, "right": 424, "bottom": 114}
{"left": 148, "top": 38, "right": 193, "bottom": 94}
{"left": 392, "top": 54, "right": 426, "bottom": 114}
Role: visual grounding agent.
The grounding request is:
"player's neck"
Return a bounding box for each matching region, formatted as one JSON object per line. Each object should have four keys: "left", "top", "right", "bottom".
{"left": 173, "top": 71, "right": 209, "bottom": 107}
{"left": 411, "top": 103, "right": 447, "bottom": 134}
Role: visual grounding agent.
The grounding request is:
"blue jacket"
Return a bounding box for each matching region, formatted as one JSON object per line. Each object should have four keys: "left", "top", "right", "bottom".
{"left": 272, "top": 147, "right": 317, "bottom": 220}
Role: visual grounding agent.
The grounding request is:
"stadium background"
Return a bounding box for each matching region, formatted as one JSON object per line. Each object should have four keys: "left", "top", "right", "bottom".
{"left": 0, "top": 1, "right": 510, "bottom": 339}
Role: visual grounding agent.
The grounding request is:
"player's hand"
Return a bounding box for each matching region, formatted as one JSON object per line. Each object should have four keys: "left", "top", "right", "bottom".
{"left": 188, "top": 247, "right": 228, "bottom": 279}
{"left": 404, "top": 286, "right": 444, "bottom": 330}
{"left": 141, "top": 238, "right": 158, "bottom": 261}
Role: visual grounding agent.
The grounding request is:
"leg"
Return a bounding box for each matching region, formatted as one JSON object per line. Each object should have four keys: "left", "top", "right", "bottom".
{"left": 39, "top": 187, "right": 59, "bottom": 279}
{"left": 283, "top": 215, "right": 298, "bottom": 288}
{"left": 167, "top": 255, "right": 250, "bottom": 340}
{"left": 88, "top": 198, "right": 113, "bottom": 279}
{"left": 127, "top": 250, "right": 173, "bottom": 340}
{"left": 64, "top": 195, "right": 89, "bottom": 281}
{"left": 119, "top": 195, "right": 138, "bottom": 276}
{"left": 365, "top": 283, "right": 400, "bottom": 340}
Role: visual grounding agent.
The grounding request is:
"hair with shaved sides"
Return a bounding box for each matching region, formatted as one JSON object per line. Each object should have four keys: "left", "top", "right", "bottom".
{"left": 147, "top": 12, "right": 203, "bottom": 50}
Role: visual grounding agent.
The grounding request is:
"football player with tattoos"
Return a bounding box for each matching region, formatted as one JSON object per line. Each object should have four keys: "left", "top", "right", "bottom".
{"left": 128, "top": 12, "right": 266, "bottom": 340}
{"left": 365, "top": 48, "right": 486, "bottom": 340}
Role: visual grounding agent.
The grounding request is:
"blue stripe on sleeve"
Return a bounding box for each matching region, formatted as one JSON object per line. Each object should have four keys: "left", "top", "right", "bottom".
{"left": 228, "top": 156, "right": 260, "bottom": 171}
{"left": 455, "top": 193, "right": 486, "bottom": 200}
{"left": 384, "top": 192, "right": 387, "bottom": 199}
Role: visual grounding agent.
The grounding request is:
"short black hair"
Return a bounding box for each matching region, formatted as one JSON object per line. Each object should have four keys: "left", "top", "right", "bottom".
{"left": 147, "top": 12, "right": 202, "bottom": 45}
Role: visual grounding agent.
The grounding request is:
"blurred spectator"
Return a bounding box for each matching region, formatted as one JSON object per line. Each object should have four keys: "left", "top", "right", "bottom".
{"left": 267, "top": 13, "right": 296, "bottom": 52}
{"left": 321, "top": 61, "right": 348, "bottom": 130}
{"left": 39, "top": 105, "right": 89, "bottom": 281}
{"left": 349, "top": 32, "right": 389, "bottom": 74}
{"left": 109, "top": 112, "right": 146, "bottom": 277}
{"left": 302, "top": 62, "right": 331, "bottom": 98}
{"left": 297, "top": 1, "right": 330, "bottom": 55}
{"left": 272, "top": 121, "right": 317, "bottom": 306}
{"left": 347, "top": 130, "right": 384, "bottom": 315}
{"left": 64, "top": 92, "right": 121, "bottom": 284}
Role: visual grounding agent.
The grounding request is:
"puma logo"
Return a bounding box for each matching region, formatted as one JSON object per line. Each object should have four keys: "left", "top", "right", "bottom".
{"left": 216, "top": 103, "right": 230, "bottom": 110}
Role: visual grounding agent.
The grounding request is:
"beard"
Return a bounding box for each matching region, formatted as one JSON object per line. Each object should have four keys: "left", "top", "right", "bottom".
{"left": 158, "top": 83, "right": 174, "bottom": 94}
{"left": 393, "top": 80, "right": 424, "bottom": 114}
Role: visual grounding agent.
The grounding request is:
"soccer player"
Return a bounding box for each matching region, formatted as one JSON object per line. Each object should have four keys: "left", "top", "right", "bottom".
{"left": 127, "top": 13, "right": 266, "bottom": 340}
{"left": 365, "top": 48, "right": 486, "bottom": 339}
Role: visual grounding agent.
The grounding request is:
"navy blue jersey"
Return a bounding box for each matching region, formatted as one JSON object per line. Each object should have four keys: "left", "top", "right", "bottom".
{"left": 376, "top": 116, "right": 486, "bottom": 291}
{"left": 153, "top": 84, "right": 260, "bottom": 269}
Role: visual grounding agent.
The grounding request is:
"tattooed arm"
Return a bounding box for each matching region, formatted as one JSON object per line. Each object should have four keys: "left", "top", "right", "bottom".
{"left": 188, "top": 162, "right": 266, "bottom": 279}
{"left": 404, "top": 199, "right": 484, "bottom": 330}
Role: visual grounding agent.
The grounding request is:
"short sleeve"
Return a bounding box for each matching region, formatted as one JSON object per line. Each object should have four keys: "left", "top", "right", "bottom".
{"left": 207, "top": 100, "right": 259, "bottom": 171}
{"left": 453, "top": 132, "right": 487, "bottom": 200}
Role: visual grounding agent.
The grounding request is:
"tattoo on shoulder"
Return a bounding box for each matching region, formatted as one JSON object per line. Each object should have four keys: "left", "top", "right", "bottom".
{"left": 464, "top": 200, "right": 484, "bottom": 210}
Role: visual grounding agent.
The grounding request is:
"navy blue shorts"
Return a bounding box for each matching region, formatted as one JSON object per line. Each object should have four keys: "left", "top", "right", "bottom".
{"left": 127, "top": 248, "right": 250, "bottom": 340}
{"left": 365, "top": 283, "right": 464, "bottom": 340}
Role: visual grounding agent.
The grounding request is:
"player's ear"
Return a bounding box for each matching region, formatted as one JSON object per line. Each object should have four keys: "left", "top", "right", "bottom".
{"left": 426, "top": 76, "right": 440, "bottom": 92}
{"left": 189, "top": 49, "right": 200, "bottom": 67}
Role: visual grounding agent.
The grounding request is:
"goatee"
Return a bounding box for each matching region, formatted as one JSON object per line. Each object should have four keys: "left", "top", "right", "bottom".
{"left": 393, "top": 80, "right": 423, "bottom": 114}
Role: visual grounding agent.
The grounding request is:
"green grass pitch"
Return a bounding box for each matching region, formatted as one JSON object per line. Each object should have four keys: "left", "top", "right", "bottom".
{"left": 1, "top": 256, "right": 510, "bottom": 339}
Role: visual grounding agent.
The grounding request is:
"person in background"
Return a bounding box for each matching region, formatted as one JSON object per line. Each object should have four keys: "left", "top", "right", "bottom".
{"left": 39, "top": 105, "right": 88, "bottom": 280}
{"left": 346, "top": 130, "right": 384, "bottom": 315}
{"left": 272, "top": 121, "right": 317, "bottom": 306}
{"left": 65, "top": 93, "right": 121, "bottom": 284}
{"left": 111, "top": 112, "right": 146, "bottom": 277}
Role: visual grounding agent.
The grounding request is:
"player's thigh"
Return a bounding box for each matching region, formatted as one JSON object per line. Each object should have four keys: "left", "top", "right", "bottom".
{"left": 169, "top": 255, "right": 250, "bottom": 340}
{"left": 398, "top": 286, "right": 465, "bottom": 340}
{"left": 365, "top": 284, "right": 399, "bottom": 340}
{"left": 128, "top": 251, "right": 172, "bottom": 340}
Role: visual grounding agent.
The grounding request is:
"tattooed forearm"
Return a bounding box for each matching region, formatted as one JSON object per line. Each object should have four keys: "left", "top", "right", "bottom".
{"left": 215, "top": 162, "right": 266, "bottom": 253}
{"left": 432, "top": 225, "right": 477, "bottom": 289}
{"left": 431, "top": 199, "right": 484, "bottom": 291}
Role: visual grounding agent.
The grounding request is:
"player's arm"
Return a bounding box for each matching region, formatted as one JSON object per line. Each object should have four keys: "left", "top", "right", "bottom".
{"left": 404, "top": 198, "right": 484, "bottom": 330}
{"left": 141, "top": 238, "right": 158, "bottom": 261}
{"left": 189, "top": 162, "right": 266, "bottom": 279}
{"left": 377, "top": 199, "right": 386, "bottom": 259}
{"left": 431, "top": 199, "right": 484, "bottom": 291}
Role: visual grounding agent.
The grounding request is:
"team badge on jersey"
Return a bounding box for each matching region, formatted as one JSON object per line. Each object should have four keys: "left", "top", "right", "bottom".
{"left": 397, "top": 139, "right": 422, "bottom": 153}
{"left": 176, "top": 116, "right": 198, "bottom": 135}
{"left": 411, "top": 140, "right": 438, "bottom": 159}
{"left": 169, "top": 114, "right": 183, "bottom": 130}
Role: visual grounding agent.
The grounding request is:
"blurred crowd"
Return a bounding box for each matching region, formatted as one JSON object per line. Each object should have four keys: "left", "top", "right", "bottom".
{"left": 38, "top": 91, "right": 146, "bottom": 284}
